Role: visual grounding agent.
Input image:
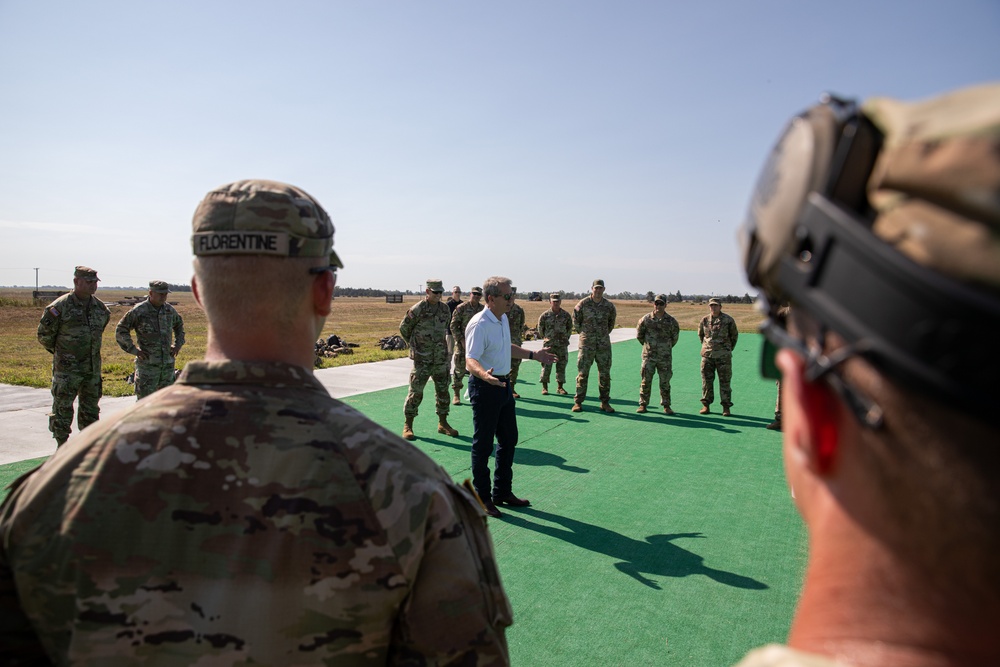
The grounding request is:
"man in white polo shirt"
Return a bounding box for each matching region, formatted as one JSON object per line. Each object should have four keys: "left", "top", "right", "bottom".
{"left": 465, "top": 276, "right": 556, "bottom": 518}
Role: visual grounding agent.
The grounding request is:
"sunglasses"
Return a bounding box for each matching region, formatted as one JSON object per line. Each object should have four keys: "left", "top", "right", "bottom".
{"left": 494, "top": 292, "right": 513, "bottom": 301}
{"left": 758, "top": 299, "right": 883, "bottom": 429}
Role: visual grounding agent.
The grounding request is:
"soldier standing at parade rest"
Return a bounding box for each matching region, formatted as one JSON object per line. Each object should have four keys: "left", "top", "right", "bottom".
{"left": 450, "top": 286, "right": 484, "bottom": 405}
{"left": 537, "top": 293, "right": 572, "bottom": 395}
{"left": 36, "top": 266, "right": 111, "bottom": 446}
{"left": 572, "top": 278, "right": 617, "bottom": 413}
{"left": 400, "top": 279, "right": 460, "bottom": 440}
{"left": 636, "top": 294, "right": 679, "bottom": 414}
{"left": 506, "top": 288, "right": 527, "bottom": 398}
{"left": 698, "top": 298, "right": 739, "bottom": 416}
{"left": 115, "top": 280, "right": 186, "bottom": 399}
{"left": 445, "top": 285, "right": 463, "bottom": 366}
{"left": 734, "top": 84, "right": 1000, "bottom": 667}
{"left": 465, "top": 276, "right": 556, "bottom": 518}
{"left": 1, "top": 179, "right": 512, "bottom": 664}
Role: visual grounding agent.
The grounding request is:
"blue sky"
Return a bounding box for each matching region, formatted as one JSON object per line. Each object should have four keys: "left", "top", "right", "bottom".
{"left": 1, "top": 0, "right": 997, "bottom": 295}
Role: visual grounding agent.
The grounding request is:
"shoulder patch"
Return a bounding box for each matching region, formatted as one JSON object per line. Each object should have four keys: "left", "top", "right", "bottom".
{"left": 48, "top": 306, "right": 60, "bottom": 317}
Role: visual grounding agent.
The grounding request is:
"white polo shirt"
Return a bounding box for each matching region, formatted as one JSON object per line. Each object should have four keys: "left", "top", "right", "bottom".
{"left": 465, "top": 308, "right": 512, "bottom": 376}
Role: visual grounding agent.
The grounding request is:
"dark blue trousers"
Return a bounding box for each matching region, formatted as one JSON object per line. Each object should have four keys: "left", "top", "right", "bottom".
{"left": 469, "top": 375, "right": 519, "bottom": 500}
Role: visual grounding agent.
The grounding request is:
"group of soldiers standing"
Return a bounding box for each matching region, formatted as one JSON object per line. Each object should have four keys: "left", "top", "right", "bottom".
{"left": 36, "top": 267, "right": 185, "bottom": 446}
{"left": 398, "top": 277, "right": 742, "bottom": 439}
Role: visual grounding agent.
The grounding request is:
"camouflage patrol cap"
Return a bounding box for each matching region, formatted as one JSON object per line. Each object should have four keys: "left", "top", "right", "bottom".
{"left": 191, "top": 180, "right": 343, "bottom": 269}
{"left": 708, "top": 298, "right": 721, "bottom": 306}
{"left": 592, "top": 279, "right": 605, "bottom": 288}
{"left": 426, "top": 279, "right": 444, "bottom": 292}
{"left": 471, "top": 286, "right": 483, "bottom": 296}
{"left": 149, "top": 280, "right": 170, "bottom": 293}
{"left": 74, "top": 266, "right": 99, "bottom": 281}
{"left": 549, "top": 293, "right": 561, "bottom": 301}
{"left": 655, "top": 294, "right": 667, "bottom": 304}
{"left": 864, "top": 83, "right": 1000, "bottom": 294}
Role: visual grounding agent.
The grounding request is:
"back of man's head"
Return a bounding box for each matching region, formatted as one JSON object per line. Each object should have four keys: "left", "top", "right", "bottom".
{"left": 190, "top": 180, "right": 340, "bottom": 331}
{"left": 741, "top": 84, "right": 1000, "bottom": 607}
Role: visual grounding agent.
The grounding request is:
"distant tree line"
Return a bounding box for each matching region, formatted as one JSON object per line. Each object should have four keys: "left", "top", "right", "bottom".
{"left": 329, "top": 287, "right": 756, "bottom": 303}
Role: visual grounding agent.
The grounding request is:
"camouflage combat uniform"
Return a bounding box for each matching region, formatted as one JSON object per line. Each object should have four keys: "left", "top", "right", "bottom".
{"left": 698, "top": 311, "right": 739, "bottom": 408}
{"left": 115, "top": 299, "right": 186, "bottom": 399}
{"left": 506, "top": 303, "right": 526, "bottom": 391}
{"left": 636, "top": 310, "right": 680, "bottom": 409}
{"left": 0, "top": 360, "right": 513, "bottom": 664}
{"left": 573, "top": 296, "right": 617, "bottom": 404}
{"left": 537, "top": 308, "right": 573, "bottom": 385}
{"left": 401, "top": 298, "right": 453, "bottom": 419}
{"left": 451, "top": 299, "right": 484, "bottom": 393}
{"left": 36, "top": 292, "right": 111, "bottom": 445}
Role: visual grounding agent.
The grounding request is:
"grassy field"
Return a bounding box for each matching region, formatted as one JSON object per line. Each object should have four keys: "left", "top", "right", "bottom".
{"left": 1, "top": 288, "right": 764, "bottom": 397}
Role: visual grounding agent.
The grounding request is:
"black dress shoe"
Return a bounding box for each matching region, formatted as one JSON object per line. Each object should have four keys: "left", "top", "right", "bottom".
{"left": 493, "top": 492, "right": 530, "bottom": 507}
{"left": 481, "top": 498, "right": 503, "bottom": 518}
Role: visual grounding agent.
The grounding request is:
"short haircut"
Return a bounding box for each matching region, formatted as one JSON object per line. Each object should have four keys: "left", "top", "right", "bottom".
{"left": 482, "top": 276, "right": 512, "bottom": 300}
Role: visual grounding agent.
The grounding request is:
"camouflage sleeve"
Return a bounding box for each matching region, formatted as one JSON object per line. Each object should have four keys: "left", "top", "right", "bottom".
{"left": 98, "top": 301, "right": 111, "bottom": 331}
{"left": 608, "top": 302, "right": 616, "bottom": 331}
{"left": 562, "top": 312, "right": 573, "bottom": 339}
{"left": 729, "top": 318, "right": 739, "bottom": 349}
{"left": 390, "top": 482, "right": 512, "bottom": 665}
{"left": 536, "top": 313, "right": 547, "bottom": 339}
{"left": 670, "top": 318, "right": 680, "bottom": 347}
{"left": 698, "top": 316, "right": 706, "bottom": 342}
{"left": 400, "top": 308, "right": 416, "bottom": 341}
{"left": 36, "top": 305, "right": 59, "bottom": 354}
{"left": 573, "top": 303, "right": 582, "bottom": 333}
{"left": 173, "top": 309, "right": 186, "bottom": 349}
{"left": 636, "top": 316, "right": 646, "bottom": 345}
{"left": 450, "top": 308, "right": 463, "bottom": 340}
{"left": 0, "top": 484, "right": 50, "bottom": 661}
{"left": 115, "top": 309, "right": 139, "bottom": 354}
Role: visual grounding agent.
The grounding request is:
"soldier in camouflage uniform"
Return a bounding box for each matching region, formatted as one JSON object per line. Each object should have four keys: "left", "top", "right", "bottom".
{"left": 450, "top": 286, "right": 483, "bottom": 405}
{"left": 734, "top": 84, "right": 1000, "bottom": 667}
{"left": 572, "top": 279, "right": 617, "bottom": 413}
{"left": 635, "top": 294, "right": 680, "bottom": 414}
{"left": 115, "top": 280, "right": 186, "bottom": 399}
{"left": 36, "top": 265, "right": 112, "bottom": 446}
{"left": 506, "top": 288, "right": 527, "bottom": 398}
{"left": 0, "top": 179, "right": 512, "bottom": 664}
{"left": 400, "top": 279, "right": 459, "bottom": 440}
{"left": 698, "top": 298, "right": 739, "bottom": 416}
{"left": 537, "top": 293, "right": 572, "bottom": 395}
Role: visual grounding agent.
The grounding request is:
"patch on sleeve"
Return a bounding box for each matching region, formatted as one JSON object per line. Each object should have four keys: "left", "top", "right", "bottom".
{"left": 48, "top": 307, "right": 60, "bottom": 317}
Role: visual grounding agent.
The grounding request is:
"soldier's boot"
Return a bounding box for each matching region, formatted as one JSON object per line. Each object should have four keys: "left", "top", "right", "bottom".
{"left": 600, "top": 401, "right": 616, "bottom": 414}
{"left": 571, "top": 402, "right": 583, "bottom": 412}
{"left": 699, "top": 404, "right": 710, "bottom": 415}
{"left": 437, "top": 417, "right": 459, "bottom": 438}
{"left": 511, "top": 382, "right": 520, "bottom": 399}
{"left": 663, "top": 406, "right": 675, "bottom": 416}
{"left": 402, "top": 419, "right": 416, "bottom": 441}
{"left": 556, "top": 384, "right": 568, "bottom": 395}
{"left": 55, "top": 436, "right": 68, "bottom": 447}
{"left": 722, "top": 406, "right": 732, "bottom": 417}
{"left": 541, "top": 383, "right": 549, "bottom": 396}
{"left": 452, "top": 388, "right": 461, "bottom": 405}
{"left": 766, "top": 417, "right": 782, "bottom": 431}
{"left": 636, "top": 403, "right": 647, "bottom": 414}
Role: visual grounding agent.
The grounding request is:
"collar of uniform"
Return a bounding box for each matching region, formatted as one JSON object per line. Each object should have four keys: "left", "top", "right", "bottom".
{"left": 177, "top": 360, "right": 327, "bottom": 391}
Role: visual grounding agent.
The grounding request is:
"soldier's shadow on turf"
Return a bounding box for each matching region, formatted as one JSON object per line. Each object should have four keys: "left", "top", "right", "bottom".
{"left": 502, "top": 506, "right": 768, "bottom": 591}
{"left": 418, "top": 438, "right": 589, "bottom": 475}
{"left": 566, "top": 401, "right": 740, "bottom": 433}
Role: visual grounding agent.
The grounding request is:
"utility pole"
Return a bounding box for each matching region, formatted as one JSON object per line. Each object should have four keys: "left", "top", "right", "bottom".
{"left": 34, "top": 267, "right": 39, "bottom": 294}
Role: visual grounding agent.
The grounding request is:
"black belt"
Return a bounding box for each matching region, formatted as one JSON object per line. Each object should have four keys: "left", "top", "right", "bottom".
{"left": 477, "top": 374, "right": 509, "bottom": 381}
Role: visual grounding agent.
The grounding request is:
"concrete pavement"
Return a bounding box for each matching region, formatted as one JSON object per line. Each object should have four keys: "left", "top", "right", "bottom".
{"left": 1, "top": 330, "right": 636, "bottom": 466}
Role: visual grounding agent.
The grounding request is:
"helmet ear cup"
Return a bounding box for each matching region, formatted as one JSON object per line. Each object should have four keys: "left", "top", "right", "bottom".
{"left": 742, "top": 102, "right": 838, "bottom": 298}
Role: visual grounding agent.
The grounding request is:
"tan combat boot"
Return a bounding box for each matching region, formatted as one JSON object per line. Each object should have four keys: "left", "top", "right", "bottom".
{"left": 599, "top": 401, "right": 615, "bottom": 413}
{"left": 541, "top": 383, "right": 549, "bottom": 395}
{"left": 556, "top": 384, "right": 568, "bottom": 395}
{"left": 571, "top": 402, "right": 583, "bottom": 412}
{"left": 452, "top": 388, "right": 461, "bottom": 405}
{"left": 402, "top": 419, "right": 416, "bottom": 441}
{"left": 438, "top": 417, "right": 459, "bottom": 437}
{"left": 636, "top": 404, "right": 647, "bottom": 413}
